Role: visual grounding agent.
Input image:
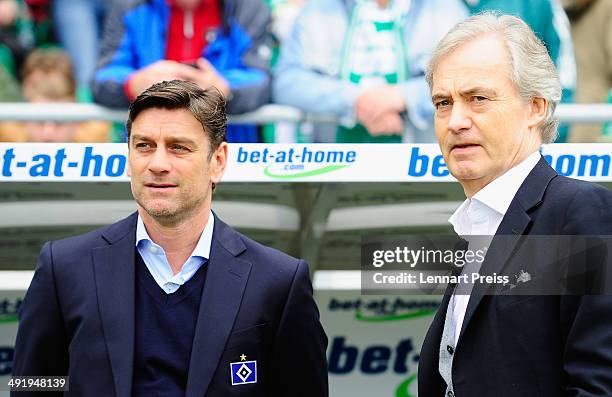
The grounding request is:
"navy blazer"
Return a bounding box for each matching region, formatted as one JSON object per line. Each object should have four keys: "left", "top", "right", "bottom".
{"left": 419, "top": 157, "right": 612, "bottom": 397}
{"left": 12, "top": 213, "right": 328, "bottom": 397}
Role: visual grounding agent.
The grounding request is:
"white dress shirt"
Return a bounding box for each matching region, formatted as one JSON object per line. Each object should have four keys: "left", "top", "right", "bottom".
{"left": 448, "top": 151, "right": 541, "bottom": 345}
{"left": 136, "top": 211, "right": 214, "bottom": 294}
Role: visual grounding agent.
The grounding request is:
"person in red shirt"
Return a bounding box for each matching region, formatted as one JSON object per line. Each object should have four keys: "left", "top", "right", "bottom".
{"left": 126, "top": 0, "right": 230, "bottom": 100}
{"left": 94, "top": 0, "right": 273, "bottom": 142}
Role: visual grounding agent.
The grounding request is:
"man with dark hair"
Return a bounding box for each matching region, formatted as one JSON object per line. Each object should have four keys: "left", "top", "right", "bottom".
{"left": 12, "top": 80, "right": 328, "bottom": 397}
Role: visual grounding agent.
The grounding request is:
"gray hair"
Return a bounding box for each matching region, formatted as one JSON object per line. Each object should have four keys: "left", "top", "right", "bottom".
{"left": 426, "top": 12, "right": 561, "bottom": 143}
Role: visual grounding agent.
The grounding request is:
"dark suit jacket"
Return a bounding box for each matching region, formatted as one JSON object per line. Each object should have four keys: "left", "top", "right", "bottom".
{"left": 419, "top": 157, "right": 612, "bottom": 397}
{"left": 12, "top": 212, "right": 328, "bottom": 397}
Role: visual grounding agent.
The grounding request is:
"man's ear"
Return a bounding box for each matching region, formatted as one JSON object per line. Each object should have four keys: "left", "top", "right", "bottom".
{"left": 527, "top": 97, "right": 547, "bottom": 130}
{"left": 210, "top": 142, "right": 228, "bottom": 185}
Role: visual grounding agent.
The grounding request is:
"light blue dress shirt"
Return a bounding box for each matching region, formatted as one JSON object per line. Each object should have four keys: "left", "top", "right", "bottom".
{"left": 136, "top": 211, "right": 214, "bottom": 294}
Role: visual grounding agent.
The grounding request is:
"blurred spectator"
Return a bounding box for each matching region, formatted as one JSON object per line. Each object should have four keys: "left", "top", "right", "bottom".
{"left": 93, "top": 0, "right": 274, "bottom": 142}
{"left": 606, "top": 89, "right": 612, "bottom": 140}
{"left": 0, "top": 0, "right": 34, "bottom": 76}
{"left": 23, "top": 0, "right": 54, "bottom": 45}
{"left": 461, "top": 0, "right": 576, "bottom": 142}
{"left": 563, "top": 0, "right": 612, "bottom": 142}
{"left": 0, "top": 49, "right": 110, "bottom": 142}
{"left": 273, "top": 0, "right": 468, "bottom": 143}
{"left": 52, "top": 0, "right": 108, "bottom": 102}
{"left": 0, "top": 63, "right": 21, "bottom": 101}
{"left": 261, "top": 0, "right": 306, "bottom": 143}
{"left": 269, "top": 0, "right": 305, "bottom": 44}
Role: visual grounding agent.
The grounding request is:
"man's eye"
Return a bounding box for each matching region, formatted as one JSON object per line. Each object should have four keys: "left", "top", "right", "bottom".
{"left": 171, "top": 144, "right": 189, "bottom": 152}
{"left": 435, "top": 100, "right": 450, "bottom": 109}
{"left": 135, "top": 142, "right": 151, "bottom": 149}
{"left": 473, "top": 96, "right": 488, "bottom": 102}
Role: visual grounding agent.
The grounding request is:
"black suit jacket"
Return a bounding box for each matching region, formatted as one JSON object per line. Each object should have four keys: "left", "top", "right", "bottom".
{"left": 12, "top": 212, "right": 328, "bottom": 397}
{"left": 419, "top": 157, "right": 612, "bottom": 397}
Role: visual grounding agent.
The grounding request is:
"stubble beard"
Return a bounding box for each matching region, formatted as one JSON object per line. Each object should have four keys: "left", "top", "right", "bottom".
{"left": 134, "top": 189, "right": 207, "bottom": 228}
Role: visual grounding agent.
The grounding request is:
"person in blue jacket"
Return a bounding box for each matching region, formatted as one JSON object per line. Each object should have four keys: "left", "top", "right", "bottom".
{"left": 93, "top": 0, "right": 274, "bottom": 142}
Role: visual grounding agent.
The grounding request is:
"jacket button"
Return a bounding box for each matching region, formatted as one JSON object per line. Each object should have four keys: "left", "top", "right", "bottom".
{"left": 447, "top": 391, "right": 454, "bottom": 397}
{"left": 447, "top": 345, "right": 454, "bottom": 355}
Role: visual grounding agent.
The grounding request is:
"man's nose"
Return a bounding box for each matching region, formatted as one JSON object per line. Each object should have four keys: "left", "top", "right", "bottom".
{"left": 147, "top": 148, "right": 172, "bottom": 173}
{"left": 447, "top": 102, "right": 472, "bottom": 134}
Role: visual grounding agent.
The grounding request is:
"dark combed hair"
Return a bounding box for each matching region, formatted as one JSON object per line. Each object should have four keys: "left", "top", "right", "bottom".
{"left": 126, "top": 80, "right": 227, "bottom": 156}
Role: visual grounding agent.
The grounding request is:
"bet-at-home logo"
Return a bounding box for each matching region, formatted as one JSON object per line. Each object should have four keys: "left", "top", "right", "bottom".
{"left": 328, "top": 298, "right": 441, "bottom": 397}
{"left": 0, "top": 298, "right": 21, "bottom": 323}
{"left": 329, "top": 337, "right": 419, "bottom": 397}
{"left": 236, "top": 146, "right": 356, "bottom": 179}
{"left": 328, "top": 297, "right": 439, "bottom": 322}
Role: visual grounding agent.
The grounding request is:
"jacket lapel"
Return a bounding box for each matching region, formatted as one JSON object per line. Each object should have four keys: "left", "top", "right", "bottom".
{"left": 457, "top": 157, "right": 557, "bottom": 343}
{"left": 92, "top": 212, "right": 138, "bottom": 397}
{"left": 186, "top": 217, "right": 252, "bottom": 397}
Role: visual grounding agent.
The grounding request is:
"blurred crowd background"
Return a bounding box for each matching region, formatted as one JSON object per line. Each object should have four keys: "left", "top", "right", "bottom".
{"left": 0, "top": 0, "right": 610, "bottom": 144}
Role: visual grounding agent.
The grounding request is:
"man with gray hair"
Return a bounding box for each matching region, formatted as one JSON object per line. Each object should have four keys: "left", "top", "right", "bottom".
{"left": 418, "top": 13, "right": 612, "bottom": 397}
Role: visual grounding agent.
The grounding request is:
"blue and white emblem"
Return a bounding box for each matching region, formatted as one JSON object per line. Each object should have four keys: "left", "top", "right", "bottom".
{"left": 230, "top": 355, "right": 257, "bottom": 385}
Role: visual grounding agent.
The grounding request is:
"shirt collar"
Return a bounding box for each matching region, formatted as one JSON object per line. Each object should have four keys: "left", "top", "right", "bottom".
{"left": 472, "top": 150, "right": 541, "bottom": 215}
{"left": 136, "top": 210, "right": 215, "bottom": 260}
{"left": 448, "top": 198, "right": 469, "bottom": 235}
{"left": 449, "top": 150, "right": 541, "bottom": 233}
